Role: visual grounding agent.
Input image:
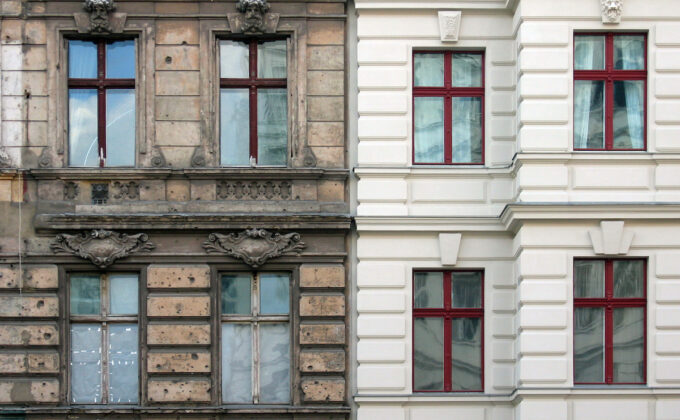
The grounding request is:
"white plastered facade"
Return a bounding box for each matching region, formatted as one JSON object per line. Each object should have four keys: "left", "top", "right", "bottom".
{"left": 353, "top": 0, "right": 680, "bottom": 419}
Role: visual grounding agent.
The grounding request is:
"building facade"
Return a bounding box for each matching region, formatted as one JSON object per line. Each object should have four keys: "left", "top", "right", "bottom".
{"left": 353, "top": 0, "right": 680, "bottom": 419}
{"left": 0, "top": 0, "right": 350, "bottom": 418}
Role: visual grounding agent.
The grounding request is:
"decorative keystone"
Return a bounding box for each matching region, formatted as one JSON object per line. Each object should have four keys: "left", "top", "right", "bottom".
{"left": 228, "top": 0, "right": 279, "bottom": 34}
{"left": 75, "top": 0, "right": 126, "bottom": 34}
{"left": 601, "top": 0, "right": 622, "bottom": 23}
{"left": 51, "top": 229, "right": 155, "bottom": 268}
{"left": 203, "top": 228, "right": 305, "bottom": 267}
{"left": 438, "top": 11, "right": 461, "bottom": 42}
{"left": 588, "top": 221, "right": 633, "bottom": 255}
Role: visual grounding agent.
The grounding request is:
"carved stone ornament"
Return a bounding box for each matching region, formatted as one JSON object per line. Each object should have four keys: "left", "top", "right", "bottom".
{"left": 38, "top": 147, "right": 52, "bottom": 168}
{"left": 75, "top": 0, "right": 127, "bottom": 34}
{"left": 63, "top": 181, "right": 80, "bottom": 200}
{"left": 150, "top": 149, "right": 167, "bottom": 168}
{"left": 51, "top": 229, "right": 155, "bottom": 268}
{"left": 438, "top": 11, "right": 462, "bottom": 42}
{"left": 601, "top": 0, "right": 622, "bottom": 24}
{"left": 112, "top": 181, "right": 140, "bottom": 200}
{"left": 228, "top": 0, "right": 280, "bottom": 34}
{"left": 0, "top": 148, "right": 12, "bottom": 168}
{"left": 191, "top": 147, "right": 206, "bottom": 167}
{"left": 203, "top": 228, "right": 305, "bottom": 267}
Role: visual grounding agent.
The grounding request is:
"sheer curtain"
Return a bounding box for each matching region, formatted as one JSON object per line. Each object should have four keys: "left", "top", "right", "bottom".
{"left": 620, "top": 38, "right": 645, "bottom": 149}
{"left": 574, "top": 40, "right": 595, "bottom": 149}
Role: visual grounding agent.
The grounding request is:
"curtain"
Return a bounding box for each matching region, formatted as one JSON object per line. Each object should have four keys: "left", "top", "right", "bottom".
{"left": 452, "top": 97, "right": 481, "bottom": 163}
{"left": 620, "top": 38, "right": 645, "bottom": 149}
{"left": 574, "top": 39, "right": 596, "bottom": 149}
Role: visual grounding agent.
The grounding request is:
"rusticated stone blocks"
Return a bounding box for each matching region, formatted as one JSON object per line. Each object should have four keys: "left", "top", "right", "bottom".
{"left": 0, "top": 296, "right": 58, "bottom": 317}
{"left": 147, "top": 295, "right": 210, "bottom": 317}
{"left": 148, "top": 351, "right": 211, "bottom": 373}
{"left": 300, "top": 265, "right": 345, "bottom": 288}
{"left": 301, "top": 378, "right": 345, "bottom": 402}
{"left": 0, "top": 265, "right": 58, "bottom": 289}
{"left": 147, "top": 324, "right": 210, "bottom": 345}
{"left": 300, "top": 295, "right": 345, "bottom": 317}
{"left": 300, "top": 350, "right": 345, "bottom": 373}
{"left": 147, "top": 379, "right": 211, "bottom": 402}
{"left": 0, "top": 379, "right": 59, "bottom": 403}
{"left": 147, "top": 265, "right": 211, "bottom": 288}
{"left": 0, "top": 324, "right": 58, "bottom": 346}
{"left": 300, "top": 323, "right": 345, "bottom": 345}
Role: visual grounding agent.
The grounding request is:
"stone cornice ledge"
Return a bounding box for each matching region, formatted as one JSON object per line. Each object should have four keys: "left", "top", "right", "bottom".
{"left": 354, "top": 0, "right": 517, "bottom": 11}
{"left": 26, "top": 168, "right": 348, "bottom": 181}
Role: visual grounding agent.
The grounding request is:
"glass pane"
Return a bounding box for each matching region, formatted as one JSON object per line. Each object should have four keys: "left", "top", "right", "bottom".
{"left": 414, "top": 272, "right": 443, "bottom": 309}
{"left": 451, "top": 317, "right": 482, "bottom": 390}
{"left": 258, "top": 88, "right": 287, "bottom": 166}
{"left": 110, "top": 274, "right": 138, "bottom": 315}
{"left": 613, "top": 307, "right": 645, "bottom": 383}
{"left": 220, "top": 40, "right": 249, "bottom": 78}
{"left": 69, "top": 40, "right": 97, "bottom": 78}
{"left": 414, "top": 317, "right": 444, "bottom": 390}
{"left": 414, "top": 97, "right": 444, "bottom": 163}
{"left": 574, "top": 36, "right": 605, "bottom": 70}
{"left": 452, "top": 272, "right": 482, "bottom": 308}
{"left": 614, "top": 35, "right": 645, "bottom": 70}
{"left": 106, "top": 89, "right": 135, "bottom": 166}
{"left": 222, "top": 323, "right": 253, "bottom": 403}
{"left": 452, "top": 54, "right": 482, "bottom": 87}
{"left": 258, "top": 40, "right": 287, "bottom": 78}
{"left": 260, "top": 274, "right": 289, "bottom": 315}
{"left": 574, "top": 307, "right": 604, "bottom": 383}
{"left": 71, "top": 275, "right": 100, "bottom": 315}
{"left": 71, "top": 324, "right": 102, "bottom": 403}
{"left": 574, "top": 260, "right": 605, "bottom": 298}
{"left": 613, "top": 80, "right": 644, "bottom": 149}
{"left": 221, "top": 89, "right": 250, "bottom": 165}
{"left": 259, "top": 323, "right": 291, "bottom": 403}
{"left": 106, "top": 40, "right": 135, "bottom": 79}
{"left": 69, "top": 89, "right": 99, "bottom": 167}
{"left": 574, "top": 80, "right": 605, "bottom": 149}
{"left": 221, "top": 274, "right": 251, "bottom": 315}
{"left": 614, "top": 260, "right": 644, "bottom": 298}
{"left": 451, "top": 97, "right": 482, "bottom": 163}
{"left": 414, "top": 53, "right": 444, "bottom": 87}
{"left": 108, "top": 324, "right": 139, "bottom": 403}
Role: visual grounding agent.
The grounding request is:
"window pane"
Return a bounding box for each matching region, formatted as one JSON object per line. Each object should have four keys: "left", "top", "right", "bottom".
{"left": 257, "top": 88, "right": 287, "bottom": 166}
{"left": 613, "top": 260, "right": 644, "bottom": 298}
{"left": 222, "top": 323, "right": 253, "bottom": 403}
{"left": 260, "top": 273, "right": 289, "bottom": 315}
{"left": 451, "top": 317, "right": 482, "bottom": 390}
{"left": 414, "top": 97, "right": 444, "bottom": 163}
{"left": 71, "top": 324, "right": 102, "bottom": 403}
{"left": 108, "top": 324, "right": 139, "bottom": 403}
{"left": 69, "top": 40, "right": 97, "bottom": 78}
{"left": 452, "top": 54, "right": 482, "bottom": 87}
{"left": 71, "top": 275, "right": 100, "bottom": 315}
{"left": 574, "top": 260, "right": 605, "bottom": 298}
{"left": 452, "top": 272, "right": 482, "bottom": 308}
{"left": 259, "top": 323, "right": 290, "bottom": 403}
{"left": 69, "top": 89, "right": 99, "bottom": 167}
{"left": 258, "top": 40, "right": 287, "bottom": 78}
{"left": 414, "top": 272, "right": 443, "bottom": 309}
{"left": 614, "top": 35, "right": 645, "bottom": 70}
{"left": 106, "top": 40, "right": 135, "bottom": 79}
{"left": 106, "top": 89, "right": 135, "bottom": 166}
{"left": 221, "top": 89, "right": 250, "bottom": 165}
{"left": 613, "top": 307, "right": 645, "bottom": 383}
{"left": 220, "top": 40, "right": 249, "bottom": 78}
{"left": 414, "top": 53, "right": 444, "bottom": 87}
{"left": 109, "top": 274, "right": 138, "bottom": 315}
{"left": 221, "top": 274, "right": 251, "bottom": 315}
{"left": 451, "top": 97, "right": 482, "bottom": 163}
{"left": 574, "top": 80, "right": 605, "bottom": 149}
{"left": 613, "top": 80, "right": 644, "bottom": 149}
{"left": 574, "top": 36, "right": 605, "bottom": 70}
{"left": 414, "top": 317, "right": 444, "bottom": 390}
{"left": 574, "top": 307, "right": 604, "bottom": 383}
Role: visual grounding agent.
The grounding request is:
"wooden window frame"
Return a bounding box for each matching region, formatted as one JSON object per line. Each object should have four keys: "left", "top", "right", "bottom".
{"left": 412, "top": 269, "right": 484, "bottom": 392}
{"left": 573, "top": 258, "right": 647, "bottom": 385}
{"left": 573, "top": 33, "right": 648, "bottom": 151}
{"left": 412, "top": 51, "right": 485, "bottom": 165}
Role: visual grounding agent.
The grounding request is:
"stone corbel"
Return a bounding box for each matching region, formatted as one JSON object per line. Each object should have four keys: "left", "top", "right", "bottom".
{"left": 439, "top": 233, "right": 462, "bottom": 266}
{"left": 438, "top": 11, "right": 462, "bottom": 42}
{"left": 589, "top": 221, "right": 634, "bottom": 255}
{"left": 228, "top": 0, "right": 280, "bottom": 34}
{"left": 74, "top": 0, "right": 127, "bottom": 34}
{"left": 601, "top": 0, "right": 622, "bottom": 24}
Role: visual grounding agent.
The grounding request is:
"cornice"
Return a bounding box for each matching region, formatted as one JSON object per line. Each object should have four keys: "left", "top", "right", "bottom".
{"left": 26, "top": 168, "right": 349, "bottom": 181}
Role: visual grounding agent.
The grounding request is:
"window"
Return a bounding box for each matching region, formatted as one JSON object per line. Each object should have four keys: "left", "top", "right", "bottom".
{"left": 412, "top": 52, "right": 484, "bottom": 165}
{"left": 69, "top": 273, "right": 139, "bottom": 403}
{"left": 413, "top": 270, "right": 483, "bottom": 392}
{"left": 68, "top": 39, "right": 136, "bottom": 167}
{"left": 574, "top": 34, "right": 646, "bottom": 150}
{"left": 573, "top": 259, "right": 646, "bottom": 384}
{"left": 220, "top": 39, "right": 288, "bottom": 166}
{"left": 220, "top": 272, "right": 291, "bottom": 403}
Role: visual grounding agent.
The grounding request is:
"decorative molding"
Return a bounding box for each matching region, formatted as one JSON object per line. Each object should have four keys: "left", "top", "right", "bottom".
{"left": 63, "top": 182, "right": 79, "bottom": 201}
{"left": 38, "top": 148, "right": 52, "bottom": 168}
{"left": 601, "top": 0, "right": 622, "bottom": 24}
{"left": 150, "top": 149, "right": 167, "bottom": 168}
{"left": 0, "top": 148, "right": 13, "bottom": 168}
{"left": 191, "top": 147, "right": 206, "bottom": 167}
{"left": 438, "top": 11, "right": 462, "bottom": 42}
{"left": 589, "top": 221, "right": 634, "bottom": 255}
{"left": 75, "top": 0, "right": 127, "bottom": 34}
{"left": 216, "top": 180, "right": 292, "bottom": 201}
{"left": 112, "top": 181, "right": 140, "bottom": 200}
{"left": 439, "top": 233, "right": 462, "bottom": 266}
{"left": 228, "top": 0, "right": 279, "bottom": 34}
{"left": 203, "top": 228, "right": 305, "bottom": 267}
{"left": 50, "top": 229, "right": 155, "bottom": 268}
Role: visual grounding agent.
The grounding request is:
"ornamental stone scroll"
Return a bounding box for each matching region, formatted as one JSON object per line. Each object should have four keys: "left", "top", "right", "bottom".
{"left": 203, "top": 228, "right": 306, "bottom": 267}
{"left": 50, "top": 229, "right": 155, "bottom": 268}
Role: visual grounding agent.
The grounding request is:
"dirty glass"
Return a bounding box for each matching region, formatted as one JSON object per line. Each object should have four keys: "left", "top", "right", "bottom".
{"left": 71, "top": 324, "right": 102, "bottom": 403}
{"left": 260, "top": 273, "right": 289, "bottom": 315}
{"left": 220, "top": 89, "right": 250, "bottom": 165}
{"left": 257, "top": 88, "right": 288, "bottom": 166}
{"left": 108, "top": 324, "right": 139, "bottom": 403}
{"left": 222, "top": 323, "right": 253, "bottom": 403}
{"left": 414, "top": 97, "right": 445, "bottom": 163}
{"left": 414, "top": 272, "right": 443, "bottom": 309}
{"left": 259, "top": 323, "right": 290, "bottom": 402}
{"left": 70, "top": 275, "right": 100, "bottom": 315}
{"left": 451, "top": 317, "right": 482, "bottom": 390}
{"left": 222, "top": 274, "right": 252, "bottom": 315}
{"left": 414, "top": 317, "right": 444, "bottom": 390}
{"left": 258, "top": 40, "right": 287, "bottom": 78}
{"left": 613, "top": 307, "right": 645, "bottom": 383}
{"left": 574, "top": 307, "right": 605, "bottom": 383}
{"left": 414, "top": 53, "right": 444, "bottom": 87}
{"left": 452, "top": 272, "right": 482, "bottom": 308}
{"left": 574, "top": 260, "right": 605, "bottom": 298}
{"left": 220, "top": 40, "right": 249, "bottom": 78}
{"left": 109, "top": 274, "right": 138, "bottom": 315}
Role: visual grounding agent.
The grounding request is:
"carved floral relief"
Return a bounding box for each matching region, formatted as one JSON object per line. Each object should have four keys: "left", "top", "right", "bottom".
{"left": 203, "top": 228, "right": 305, "bottom": 267}
{"left": 51, "top": 229, "right": 155, "bottom": 268}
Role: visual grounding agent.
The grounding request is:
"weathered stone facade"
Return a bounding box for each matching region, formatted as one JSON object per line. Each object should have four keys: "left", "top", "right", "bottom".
{"left": 0, "top": 0, "right": 349, "bottom": 418}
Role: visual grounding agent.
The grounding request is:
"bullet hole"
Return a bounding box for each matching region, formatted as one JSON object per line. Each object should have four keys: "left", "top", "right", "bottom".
{"left": 191, "top": 353, "right": 198, "bottom": 360}
{"left": 156, "top": 364, "right": 162, "bottom": 369}
{"left": 43, "top": 332, "right": 51, "bottom": 339}
{"left": 164, "top": 389, "right": 168, "bottom": 393}
{"left": 307, "top": 365, "right": 313, "bottom": 370}
{"left": 182, "top": 40, "right": 187, "bottom": 45}
{"left": 38, "top": 362, "right": 45, "bottom": 367}
{"left": 165, "top": 56, "right": 172, "bottom": 64}
{"left": 188, "top": 276, "right": 195, "bottom": 283}
{"left": 37, "top": 300, "right": 44, "bottom": 308}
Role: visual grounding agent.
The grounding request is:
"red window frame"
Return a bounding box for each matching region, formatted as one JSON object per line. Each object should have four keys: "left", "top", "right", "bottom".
{"left": 412, "top": 269, "right": 484, "bottom": 392}
{"left": 68, "top": 39, "right": 136, "bottom": 167}
{"left": 412, "top": 51, "right": 485, "bottom": 165}
{"left": 220, "top": 38, "right": 287, "bottom": 164}
{"left": 573, "top": 258, "right": 647, "bottom": 385}
{"left": 573, "top": 33, "right": 647, "bottom": 151}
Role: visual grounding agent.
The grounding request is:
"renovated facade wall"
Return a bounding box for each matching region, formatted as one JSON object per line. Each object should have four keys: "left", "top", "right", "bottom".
{"left": 354, "top": 0, "right": 680, "bottom": 419}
